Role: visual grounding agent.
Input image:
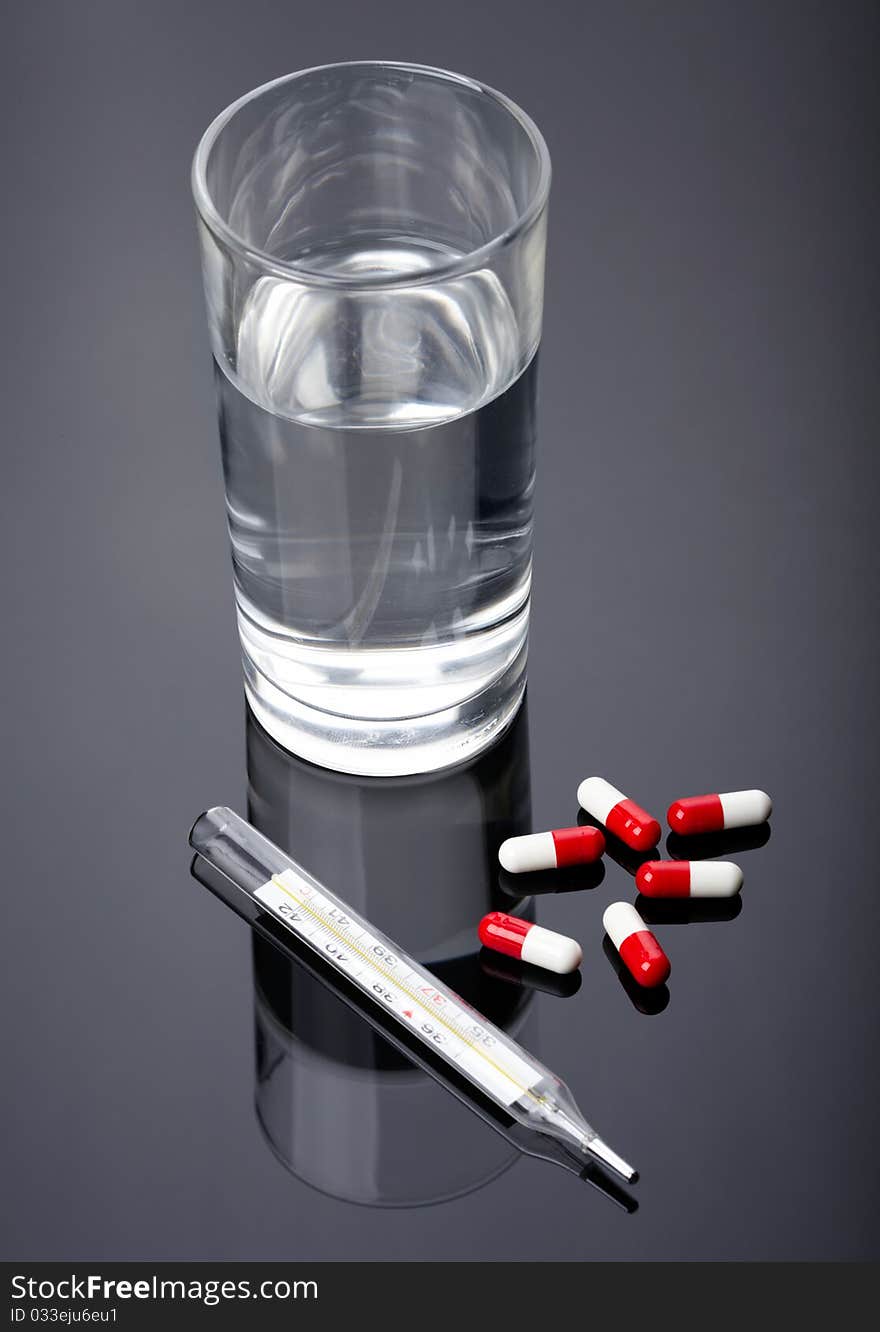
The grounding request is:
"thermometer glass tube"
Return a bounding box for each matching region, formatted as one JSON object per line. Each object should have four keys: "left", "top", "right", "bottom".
{"left": 189, "top": 807, "right": 638, "bottom": 1184}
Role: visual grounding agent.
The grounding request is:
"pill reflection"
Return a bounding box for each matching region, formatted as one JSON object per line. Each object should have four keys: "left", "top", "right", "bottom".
{"left": 635, "top": 893, "right": 743, "bottom": 926}
{"left": 479, "top": 951, "right": 583, "bottom": 998}
{"left": 498, "top": 859, "right": 605, "bottom": 899}
{"left": 666, "top": 824, "right": 771, "bottom": 861}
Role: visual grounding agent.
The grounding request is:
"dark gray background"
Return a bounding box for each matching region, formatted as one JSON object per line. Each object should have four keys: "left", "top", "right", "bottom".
{"left": 2, "top": 0, "right": 878, "bottom": 1261}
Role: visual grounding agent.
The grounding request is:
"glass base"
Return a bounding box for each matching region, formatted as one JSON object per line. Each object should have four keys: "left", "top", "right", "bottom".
{"left": 241, "top": 627, "right": 528, "bottom": 777}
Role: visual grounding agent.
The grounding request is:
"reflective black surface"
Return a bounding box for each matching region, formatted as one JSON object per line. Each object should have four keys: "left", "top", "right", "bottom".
{"left": 2, "top": 0, "right": 879, "bottom": 1260}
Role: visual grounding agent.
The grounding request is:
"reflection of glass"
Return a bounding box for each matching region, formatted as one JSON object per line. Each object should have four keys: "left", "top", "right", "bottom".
{"left": 247, "top": 703, "right": 538, "bottom": 1206}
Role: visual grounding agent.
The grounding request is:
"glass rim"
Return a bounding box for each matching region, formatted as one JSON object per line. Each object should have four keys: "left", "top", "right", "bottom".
{"left": 191, "top": 60, "right": 551, "bottom": 291}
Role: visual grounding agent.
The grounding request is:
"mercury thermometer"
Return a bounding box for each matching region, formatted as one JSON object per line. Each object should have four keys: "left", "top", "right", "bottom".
{"left": 189, "top": 807, "right": 638, "bottom": 1186}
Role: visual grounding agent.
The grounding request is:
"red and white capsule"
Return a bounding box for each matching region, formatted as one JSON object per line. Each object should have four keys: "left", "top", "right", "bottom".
{"left": 667, "top": 789, "right": 772, "bottom": 835}
{"left": 603, "top": 902, "right": 670, "bottom": 988}
{"left": 478, "top": 912, "right": 583, "bottom": 975}
{"left": 498, "top": 825, "right": 605, "bottom": 873}
{"left": 636, "top": 860, "right": 743, "bottom": 898}
{"left": 577, "top": 777, "right": 661, "bottom": 851}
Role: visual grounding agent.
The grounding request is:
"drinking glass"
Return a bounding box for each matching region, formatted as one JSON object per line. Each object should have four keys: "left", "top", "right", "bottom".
{"left": 192, "top": 62, "right": 550, "bottom": 775}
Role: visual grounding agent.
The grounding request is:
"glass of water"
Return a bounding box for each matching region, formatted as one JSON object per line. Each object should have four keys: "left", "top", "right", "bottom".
{"left": 192, "top": 62, "right": 550, "bottom": 776}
